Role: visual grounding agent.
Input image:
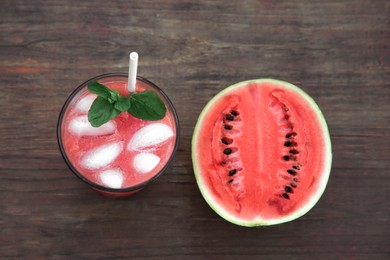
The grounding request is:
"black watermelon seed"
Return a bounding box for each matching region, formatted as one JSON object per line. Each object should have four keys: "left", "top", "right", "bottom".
{"left": 283, "top": 155, "right": 290, "bottom": 161}
{"left": 286, "top": 132, "right": 297, "bottom": 138}
{"left": 228, "top": 179, "right": 233, "bottom": 184}
{"left": 224, "top": 125, "right": 232, "bottom": 130}
{"left": 282, "top": 193, "right": 290, "bottom": 199}
{"left": 290, "top": 149, "right": 299, "bottom": 154}
{"left": 220, "top": 161, "right": 226, "bottom": 165}
{"left": 221, "top": 137, "right": 233, "bottom": 145}
{"left": 224, "top": 148, "right": 232, "bottom": 155}
{"left": 287, "top": 169, "right": 297, "bottom": 175}
{"left": 292, "top": 165, "right": 300, "bottom": 170}
{"left": 228, "top": 169, "right": 237, "bottom": 176}
{"left": 285, "top": 141, "right": 297, "bottom": 147}
{"left": 225, "top": 114, "right": 234, "bottom": 121}
{"left": 293, "top": 177, "right": 299, "bottom": 182}
{"left": 285, "top": 186, "right": 293, "bottom": 193}
{"left": 231, "top": 110, "right": 239, "bottom": 116}
{"left": 291, "top": 183, "right": 297, "bottom": 188}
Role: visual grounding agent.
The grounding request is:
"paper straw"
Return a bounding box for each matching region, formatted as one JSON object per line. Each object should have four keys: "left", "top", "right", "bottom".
{"left": 128, "top": 52, "right": 138, "bottom": 93}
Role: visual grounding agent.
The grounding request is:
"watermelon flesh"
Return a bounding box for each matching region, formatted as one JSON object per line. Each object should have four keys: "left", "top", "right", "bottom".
{"left": 192, "top": 79, "right": 332, "bottom": 226}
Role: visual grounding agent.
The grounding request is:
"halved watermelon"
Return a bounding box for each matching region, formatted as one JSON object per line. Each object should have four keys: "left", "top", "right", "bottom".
{"left": 192, "top": 79, "right": 332, "bottom": 226}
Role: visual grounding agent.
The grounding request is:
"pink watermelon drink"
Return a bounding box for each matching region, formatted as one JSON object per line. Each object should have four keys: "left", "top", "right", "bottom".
{"left": 58, "top": 73, "right": 179, "bottom": 197}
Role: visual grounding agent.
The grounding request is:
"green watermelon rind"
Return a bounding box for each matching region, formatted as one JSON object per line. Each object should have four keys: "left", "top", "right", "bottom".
{"left": 192, "top": 79, "right": 332, "bottom": 227}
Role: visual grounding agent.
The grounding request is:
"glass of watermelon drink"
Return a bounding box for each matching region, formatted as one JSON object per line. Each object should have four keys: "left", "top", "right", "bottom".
{"left": 57, "top": 73, "right": 179, "bottom": 198}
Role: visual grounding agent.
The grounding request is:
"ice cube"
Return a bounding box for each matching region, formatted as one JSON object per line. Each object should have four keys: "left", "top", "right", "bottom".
{"left": 99, "top": 169, "right": 124, "bottom": 189}
{"left": 133, "top": 153, "right": 160, "bottom": 174}
{"left": 69, "top": 115, "right": 116, "bottom": 136}
{"left": 76, "top": 94, "right": 96, "bottom": 112}
{"left": 128, "top": 123, "right": 174, "bottom": 151}
{"left": 81, "top": 142, "right": 123, "bottom": 170}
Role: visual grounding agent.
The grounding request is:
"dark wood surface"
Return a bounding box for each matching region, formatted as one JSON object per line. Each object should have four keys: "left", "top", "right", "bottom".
{"left": 1, "top": 1, "right": 389, "bottom": 259}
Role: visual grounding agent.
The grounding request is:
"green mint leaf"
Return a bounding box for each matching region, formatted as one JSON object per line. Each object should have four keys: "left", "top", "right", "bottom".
{"left": 108, "top": 90, "right": 121, "bottom": 104}
{"left": 128, "top": 90, "right": 166, "bottom": 120}
{"left": 114, "top": 96, "right": 131, "bottom": 112}
{"left": 88, "top": 81, "right": 113, "bottom": 100}
{"left": 88, "top": 96, "right": 121, "bottom": 127}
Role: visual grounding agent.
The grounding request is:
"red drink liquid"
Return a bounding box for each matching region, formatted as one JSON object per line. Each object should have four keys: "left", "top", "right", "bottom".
{"left": 57, "top": 73, "right": 179, "bottom": 197}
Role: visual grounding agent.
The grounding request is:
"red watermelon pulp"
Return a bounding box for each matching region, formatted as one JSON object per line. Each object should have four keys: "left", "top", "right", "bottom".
{"left": 192, "top": 79, "right": 332, "bottom": 226}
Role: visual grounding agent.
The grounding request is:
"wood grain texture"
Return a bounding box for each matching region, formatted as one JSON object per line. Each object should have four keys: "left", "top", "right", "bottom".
{"left": 0, "top": 0, "right": 389, "bottom": 259}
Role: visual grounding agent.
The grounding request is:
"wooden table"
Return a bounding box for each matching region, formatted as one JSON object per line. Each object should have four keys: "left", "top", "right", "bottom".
{"left": 1, "top": 1, "right": 389, "bottom": 258}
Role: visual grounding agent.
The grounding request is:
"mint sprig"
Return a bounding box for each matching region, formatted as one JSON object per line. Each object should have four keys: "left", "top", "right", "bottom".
{"left": 87, "top": 81, "right": 166, "bottom": 127}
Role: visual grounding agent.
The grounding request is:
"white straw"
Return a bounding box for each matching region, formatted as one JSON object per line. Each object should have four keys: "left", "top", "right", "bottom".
{"left": 128, "top": 52, "right": 138, "bottom": 93}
